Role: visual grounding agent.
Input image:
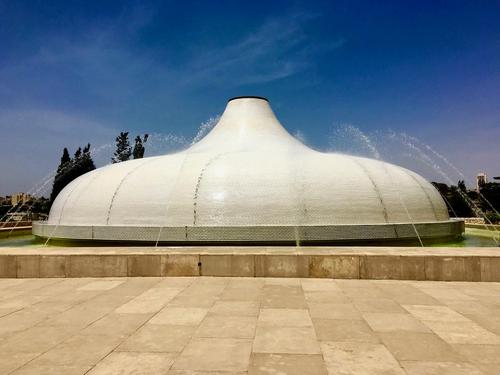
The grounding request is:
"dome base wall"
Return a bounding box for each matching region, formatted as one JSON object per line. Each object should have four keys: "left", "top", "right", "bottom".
{"left": 33, "top": 220, "right": 464, "bottom": 245}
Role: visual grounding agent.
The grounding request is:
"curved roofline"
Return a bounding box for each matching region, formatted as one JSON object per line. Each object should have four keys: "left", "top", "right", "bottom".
{"left": 228, "top": 96, "right": 269, "bottom": 102}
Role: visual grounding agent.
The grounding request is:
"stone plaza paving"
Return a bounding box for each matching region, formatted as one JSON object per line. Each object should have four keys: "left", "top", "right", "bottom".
{"left": 1, "top": 277, "right": 500, "bottom": 374}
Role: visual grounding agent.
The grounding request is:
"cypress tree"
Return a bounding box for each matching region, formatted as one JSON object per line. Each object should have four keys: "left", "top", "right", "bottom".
{"left": 81, "top": 143, "right": 96, "bottom": 173}
{"left": 61, "top": 148, "right": 71, "bottom": 165}
{"left": 132, "top": 134, "right": 149, "bottom": 159}
{"left": 112, "top": 132, "right": 131, "bottom": 163}
{"left": 50, "top": 148, "right": 72, "bottom": 204}
{"left": 69, "top": 147, "right": 82, "bottom": 182}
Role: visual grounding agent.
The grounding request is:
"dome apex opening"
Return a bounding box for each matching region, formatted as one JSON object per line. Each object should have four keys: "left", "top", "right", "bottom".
{"left": 228, "top": 96, "right": 269, "bottom": 102}
{"left": 191, "top": 94, "right": 301, "bottom": 150}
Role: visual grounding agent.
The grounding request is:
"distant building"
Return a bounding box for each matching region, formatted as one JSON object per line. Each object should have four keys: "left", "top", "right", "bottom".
{"left": 476, "top": 172, "right": 488, "bottom": 192}
{"left": 10, "top": 192, "right": 33, "bottom": 206}
{"left": 494, "top": 176, "right": 500, "bottom": 181}
{"left": 5, "top": 212, "right": 29, "bottom": 221}
{"left": 0, "top": 196, "right": 12, "bottom": 205}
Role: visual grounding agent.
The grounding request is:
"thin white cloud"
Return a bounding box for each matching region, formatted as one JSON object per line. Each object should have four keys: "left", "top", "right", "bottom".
{"left": 183, "top": 12, "right": 344, "bottom": 86}
{"left": 0, "top": 10, "right": 342, "bottom": 110}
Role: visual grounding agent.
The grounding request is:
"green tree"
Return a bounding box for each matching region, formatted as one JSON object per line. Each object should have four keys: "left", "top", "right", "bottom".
{"left": 479, "top": 182, "right": 500, "bottom": 213}
{"left": 458, "top": 180, "right": 467, "bottom": 192}
{"left": 50, "top": 148, "right": 72, "bottom": 204}
{"left": 60, "top": 148, "right": 71, "bottom": 166}
{"left": 49, "top": 145, "right": 96, "bottom": 206}
{"left": 74, "top": 147, "right": 82, "bottom": 159}
{"left": 449, "top": 185, "right": 474, "bottom": 217}
{"left": 81, "top": 144, "right": 96, "bottom": 173}
{"left": 112, "top": 132, "right": 131, "bottom": 163}
{"left": 70, "top": 144, "right": 96, "bottom": 181}
{"left": 432, "top": 181, "right": 473, "bottom": 217}
{"left": 32, "top": 197, "right": 50, "bottom": 216}
{"left": 132, "top": 134, "right": 149, "bottom": 159}
{"left": 70, "top": 147, "right": 82, "bottom": 181}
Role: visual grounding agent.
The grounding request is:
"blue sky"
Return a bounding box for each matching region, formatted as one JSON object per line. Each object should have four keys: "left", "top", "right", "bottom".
{"left": 1, "top": 0, "right": 499, "bottom": 195}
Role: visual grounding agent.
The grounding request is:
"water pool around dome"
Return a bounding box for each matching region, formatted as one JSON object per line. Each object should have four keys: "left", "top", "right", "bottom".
{"left": 4, "top": 228, "right": 497, "bottom": 248}
{"left": 33, "top": 97, "right": 464, "bottom": 244}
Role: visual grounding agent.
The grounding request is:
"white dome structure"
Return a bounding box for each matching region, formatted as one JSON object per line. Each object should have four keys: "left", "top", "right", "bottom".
{"left": 34, "top": 96, "right": 463, "bottom": 244}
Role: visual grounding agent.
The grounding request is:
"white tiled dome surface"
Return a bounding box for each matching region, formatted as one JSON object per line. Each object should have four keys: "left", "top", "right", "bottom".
{"left": 38, "top": 97, "right": 457, "bottom": 242}
{"left": 48, "top": 97, "right": 449, "bottom": 227}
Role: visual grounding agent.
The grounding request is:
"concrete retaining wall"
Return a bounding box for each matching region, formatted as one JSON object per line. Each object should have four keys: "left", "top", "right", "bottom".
{"left": 1, "top": 247, "right": 499, "bottom": 281}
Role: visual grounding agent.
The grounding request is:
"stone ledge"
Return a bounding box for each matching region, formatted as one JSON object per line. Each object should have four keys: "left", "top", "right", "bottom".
{"left": 0, "top": 246, "right": 499, "bottom": 280}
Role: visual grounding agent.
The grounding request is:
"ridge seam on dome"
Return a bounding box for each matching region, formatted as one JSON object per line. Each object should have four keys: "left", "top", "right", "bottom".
{"left": 403, "top": 170, "right": 439, "bottom": 221}
{"left": 155, "top": 151, "right": 195, "bottom": 243}
{"left": 349, "top": 157, "right": 389, "bottom": 223}
{"left": 291, "top": 167, "right": 308, "bottom": 229}
{"left": 106, "top": 159, "right": 156, "bottom": 225}
{"left": 193, "top": 152, "right": 228, "bottom": 226}
{"left": 57, "top": 169, "right": 102, "bottom": 225}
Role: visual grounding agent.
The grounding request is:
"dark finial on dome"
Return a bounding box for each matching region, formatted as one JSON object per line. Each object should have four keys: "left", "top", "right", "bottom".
{"left": 228, "top": 96, "right": 269, "bottom": 103}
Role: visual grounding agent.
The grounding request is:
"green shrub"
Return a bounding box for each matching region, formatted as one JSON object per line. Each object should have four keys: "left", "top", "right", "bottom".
{"left": 485, "top": 213, "right": 500, "bottom": 224}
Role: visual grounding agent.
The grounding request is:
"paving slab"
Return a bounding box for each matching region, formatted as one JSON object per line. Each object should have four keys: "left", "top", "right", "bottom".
{"left": 362, "top": 312, "right": 431, "bottom": 333}
{"left": 80, "top": 313, "right": 152, "bottom": 337}
{"left": 253, "top": 326, "right": 321, "bottom": 354}
{"left": 0, "top": 325, "right": 77, "bottom": 353}
{"left": 195, "top": 315, "right": 257, "bottom": 338}
{"left": 258, "top": 308, "right": 312, "bottom": 327}
{"left": 424, "top": 320, "right": 500, "bottom": 344}
{"left": 321, "top": 341, "right": 405, "bottom": 375}
{"left": 33, "top": 334, "right": 123, "bottom": 366}
{"left": 307, "top": 302, "right": 362, "bottom": 320}
{"left": 354, "top": 297, "right": 407, "bottom": 313}
{"left": 11, "top": 364, "right": 91, "bottom": 375}
{"left": 312, "top": 318, "right": 379, "bottom": 343}
{"left": 0, "top": 352, "right": 40, "bottom": 374}
{"left": 401, "top": 361, "right": 484, "bottom": 375}
{"left": 117, "top": 324, "right": 196, "bottom": 353}
{"left": 171, "top": 337, "right": 252, "bottom": 372}
{"left": 209, "top": 300, "right": 260, "bottom": 316}
{"left": 87, "top": 352, "right": 176, "bottom": 374}
{"left": 149, "top": 307, "right": 208, "bottom": 326}
{"left": 451, "top": 343, "right": 500, "bottom": 364}
{"left": 249, "top": 353, "right": 327, "bottom": 375}
{"left": 402, "top": 304, "right": 469, "bottom": 322}
{"left": 378, "top": 332, "right": 462, "bottom": 362}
